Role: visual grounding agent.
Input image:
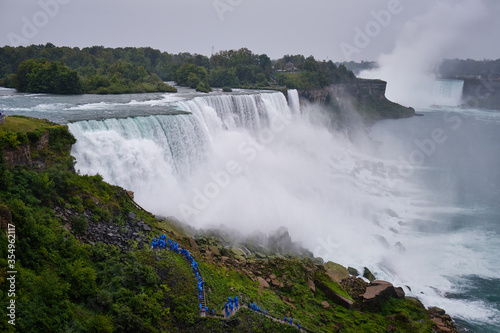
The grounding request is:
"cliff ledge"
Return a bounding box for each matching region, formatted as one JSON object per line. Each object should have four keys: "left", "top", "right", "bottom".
{"left": 299, "top": 79, "right": 416, "bottom": 125}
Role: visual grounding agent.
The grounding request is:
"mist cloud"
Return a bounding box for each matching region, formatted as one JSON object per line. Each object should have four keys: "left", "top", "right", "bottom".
{"left": 360, "top": 0, "right": 488, "bottom": 108}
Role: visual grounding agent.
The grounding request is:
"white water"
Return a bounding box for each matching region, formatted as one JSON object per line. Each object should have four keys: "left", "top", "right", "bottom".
{"left": 432, "top": 79, "right": 464, "bottom": 106}
{"left": 68, "top": 90, "right": 500, "bottom": 331}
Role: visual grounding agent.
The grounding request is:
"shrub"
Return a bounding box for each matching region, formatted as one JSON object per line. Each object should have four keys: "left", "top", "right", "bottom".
{"left": 71, "top": 214, "right": 88, "bottom": 235}
{"left": 196, "top": 81, "right": 212, "bottom": 93}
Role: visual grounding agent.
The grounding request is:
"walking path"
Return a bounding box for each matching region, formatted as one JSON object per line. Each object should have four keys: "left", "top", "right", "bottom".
{"left": 150, "top": 234, "right": 308, "bottom": 331}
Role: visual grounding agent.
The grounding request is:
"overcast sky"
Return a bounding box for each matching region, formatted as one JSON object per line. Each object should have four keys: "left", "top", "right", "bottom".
{"left": 1, "top": 0, "right": 499, "bottom": 62}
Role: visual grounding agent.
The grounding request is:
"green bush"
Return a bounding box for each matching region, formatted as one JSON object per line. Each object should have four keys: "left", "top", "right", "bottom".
{"left": 196, "top": 81, "right": 212, "bottom": 93}
{"left": 71, "top": 214, "right": 88, "bottom": 235}
{"left": 222, "top": 86, "right": 232, "bottom": 92}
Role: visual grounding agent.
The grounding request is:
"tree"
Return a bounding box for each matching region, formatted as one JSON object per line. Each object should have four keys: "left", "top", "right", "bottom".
{"left": 14, "top": 59, "right": 83, "bottom": 94}
{"left": 175, "top": 63, "right": 208, "bottom": 86}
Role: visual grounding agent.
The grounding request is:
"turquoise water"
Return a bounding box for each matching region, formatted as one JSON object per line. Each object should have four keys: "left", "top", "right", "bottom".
{"left": 371, "top": 107, "right": 500, "bottom": 332}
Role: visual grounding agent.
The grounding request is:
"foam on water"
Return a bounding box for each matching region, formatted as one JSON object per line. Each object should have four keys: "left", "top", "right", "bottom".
{"left": 67, "top": 101, "right": 114, "bottom": 110}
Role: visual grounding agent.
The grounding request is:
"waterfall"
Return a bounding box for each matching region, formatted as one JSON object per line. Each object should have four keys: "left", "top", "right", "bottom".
{"left": 69, "top": 91, "right": 295, "bottom": 191}
{"left": 432, "top": 79, "right": 464, "bottom": 106}
{"left": 69, "top": 89, "right": 410, "bottom": 278}
{"left": 287, "top": 89, "right": 301, "bottom": 114}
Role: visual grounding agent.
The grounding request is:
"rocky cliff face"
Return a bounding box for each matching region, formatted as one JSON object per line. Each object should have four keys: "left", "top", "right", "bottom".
{"left": 2, "top": 132, "right": 50, "bottom": 168}
{"left": 299, "top": 79, "right": 416, "bottom": 125}
{"left": 299, "top": 79, "right": 386, "bottom": 103}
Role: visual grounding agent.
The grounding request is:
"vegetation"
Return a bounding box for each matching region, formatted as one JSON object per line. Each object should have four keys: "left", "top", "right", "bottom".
{"left": 0, "top": 44, "right": 358, "bottom": 94}
{"left": 274, "top": 56, "right": 356, "bottom": 90}
{"left": 13, "top": 59, "right": 83, "bottom": 94}
{"left": 0, "top": 117, "right": 443, "bottom": 332}
{"left": 0, "top": 44, "right": 176, "bottom": 94}
{"left": 439, "top": 58, "right": 500, "bottom": 78}
{"left": 337, "top": 61, "right": 378, "bottom": 76}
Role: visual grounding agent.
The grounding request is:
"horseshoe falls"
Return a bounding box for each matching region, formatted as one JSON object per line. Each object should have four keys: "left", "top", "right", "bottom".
{"left": 68, "top": 90, "right": 500, "bottom": 332}
{"left": 432, "top": 79, "right": 465, "bottom": 106}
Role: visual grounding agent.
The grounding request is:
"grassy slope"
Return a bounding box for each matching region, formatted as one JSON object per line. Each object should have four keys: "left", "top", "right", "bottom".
{"left": 0, "top": 116, "right": 58, "bottom": 133}
{"left": 0, "top": 117, "right": 440, "bottom": 333}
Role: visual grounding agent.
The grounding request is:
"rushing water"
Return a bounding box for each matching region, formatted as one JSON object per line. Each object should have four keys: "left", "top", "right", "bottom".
{"left": 1, "top": 86, "right": 499, "bottom": 332}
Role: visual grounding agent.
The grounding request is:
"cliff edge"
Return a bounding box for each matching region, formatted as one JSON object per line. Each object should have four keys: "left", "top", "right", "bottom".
{"left": 299, "top": 79, "right": 416, "bottom": 125}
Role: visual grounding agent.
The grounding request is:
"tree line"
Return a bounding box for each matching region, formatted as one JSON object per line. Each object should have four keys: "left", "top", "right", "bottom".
{"left": 0, "top": 43, "right": 357, "bottom": 94}
{"left": 438, "top": 58, "right": 500, "bottom": 79}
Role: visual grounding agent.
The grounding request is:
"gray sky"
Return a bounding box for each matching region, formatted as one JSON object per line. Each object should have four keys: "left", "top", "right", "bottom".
{"left": 1, "top": 0, "right": 499, "bottom": 62}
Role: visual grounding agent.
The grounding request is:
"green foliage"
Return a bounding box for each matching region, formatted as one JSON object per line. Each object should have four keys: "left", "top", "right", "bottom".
{"left": 0, "top": 44, "right": 177, "bottom": 95}
{"left": 276, "top": 56, "right": 355, "bottom": 89}
{"left": 0, "top": 44, "right": 356, "bottom": 94}
{"left": 71, "top": 214, "right": 88, "bottom": 235}
{"left": 0, "top": 130, "right": 22, "bottom": 148}
{"left": 196, "top": 81, "right": 212, "bottom": 93}
{"left": 208, "top": 48, "right": 271, "bottom": 88}
{"left": 14, "top": 59, "right": 83, "bottom": 94}
{"left": 175, "top": 63, "right": 208, "bottom": 86}
{"left": 222, "top": 86, "right": 233, "bottom": 92}
{"left": 210, "top": 66, "right": 240, "bottom": 87}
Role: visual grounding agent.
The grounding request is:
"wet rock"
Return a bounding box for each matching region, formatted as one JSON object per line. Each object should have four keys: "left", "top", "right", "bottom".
{"left": 347, "top": 267, "right": 359, "bottom": 276}
{"left": 428, "top": 307, "right": 458, "bottom": 333}
{"left": 363, "top": 267, "right": 376, "bottom": 282}
{"left": 395, "top": 287, "right": 405, "bottom": 299}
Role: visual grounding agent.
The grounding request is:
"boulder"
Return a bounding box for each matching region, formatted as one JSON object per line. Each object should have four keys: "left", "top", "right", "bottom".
{"left": 428, "top": 307, "right": 458, "bottom": 333}
{"left": 347, "top": 267, "right": 359, "bottom": 276}
{"left": 362, "top": 280, "right": 404, "bottom": 312}
{"left": 314, "top": 278, "right": 354, "bottom": 310}
{"left": 324, "top": 261, "right": 350, "bottom": 282}
{"left": 308, "top": 277, "right": 316, "bottom": 292}
{"left": 257, "top": 277, "right": 269, "bottom": 289}
{"left": 363, "top": 267, "right": 376, "bottom": 282}
{"left": 340, "top": 276, "right": 368, "bottom": 300}
{"left": 395, "top": 287, "right": 405, "bottom": 299}
{"left": 208, "top": 245, "right": 220, "bottom": 256}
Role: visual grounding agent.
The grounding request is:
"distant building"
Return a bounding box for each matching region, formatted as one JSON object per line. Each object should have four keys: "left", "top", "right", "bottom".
{"left": 285, "top": 62, "right": 295, "bottom": 72}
